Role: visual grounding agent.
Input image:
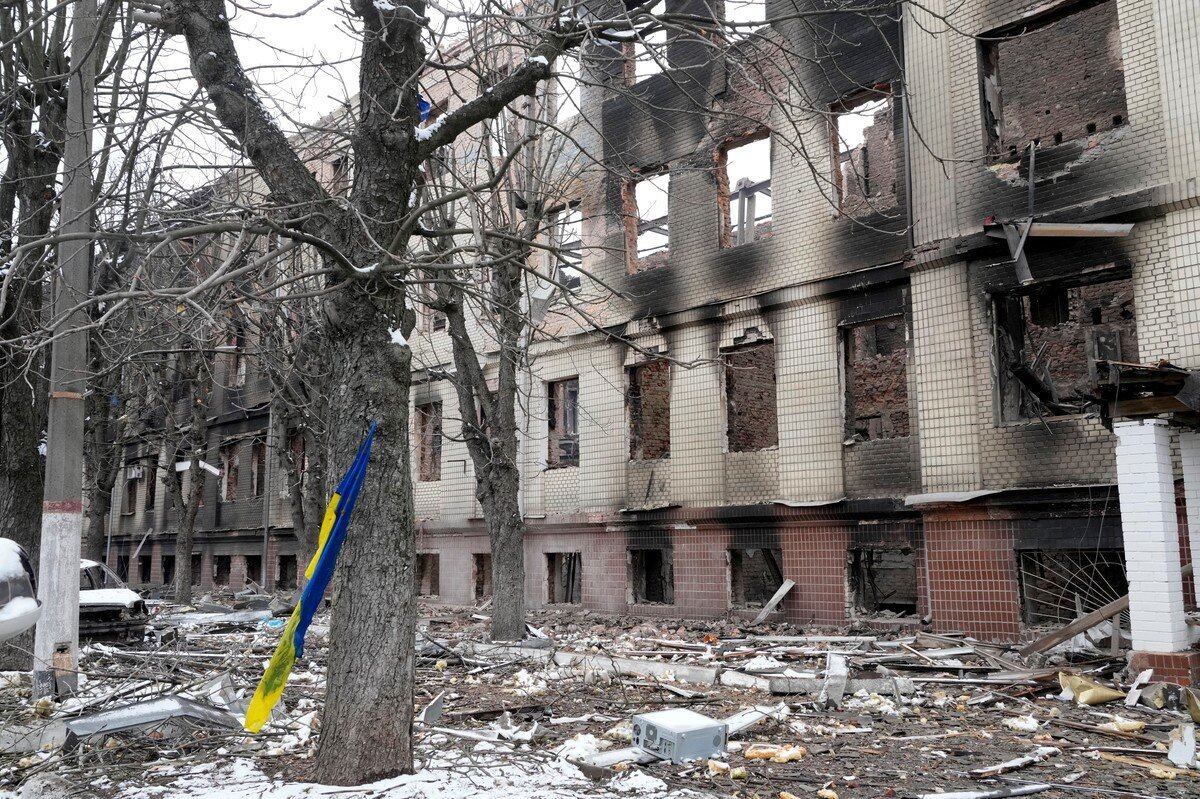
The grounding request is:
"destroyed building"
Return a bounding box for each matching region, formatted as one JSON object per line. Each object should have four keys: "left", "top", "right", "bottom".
{"left": 105, "top": 0, "right": 1200, "bottom": 683}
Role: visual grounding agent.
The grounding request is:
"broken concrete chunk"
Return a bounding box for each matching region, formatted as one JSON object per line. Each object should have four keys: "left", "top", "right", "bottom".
{"left": 1167, "top": 724, "right": 1196, "bottom": 769}
{"left": 818, "top": 653, "right": 848, "bottom": 708}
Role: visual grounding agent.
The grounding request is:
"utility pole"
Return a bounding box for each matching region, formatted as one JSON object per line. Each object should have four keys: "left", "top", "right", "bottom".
{"left": 33, "top": 0, "right": 97, "bottom": 698}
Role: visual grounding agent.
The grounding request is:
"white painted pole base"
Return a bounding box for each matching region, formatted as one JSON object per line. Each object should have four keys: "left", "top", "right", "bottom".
{"left": 31, "top": 506, "right": 84, "bottom": 697}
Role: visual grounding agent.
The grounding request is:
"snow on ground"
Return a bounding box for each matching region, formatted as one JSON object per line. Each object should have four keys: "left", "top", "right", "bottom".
{"left": 65, "top": 747, "right": 701, "bottom": 799}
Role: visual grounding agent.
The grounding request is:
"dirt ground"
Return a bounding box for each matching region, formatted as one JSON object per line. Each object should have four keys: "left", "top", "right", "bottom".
{"left": 1, "top": 599, "right": 1197, "bottom": 799}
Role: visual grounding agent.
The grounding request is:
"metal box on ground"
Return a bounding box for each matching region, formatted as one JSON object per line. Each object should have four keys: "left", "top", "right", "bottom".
{"left": 631, "top": 708, "right": 727, "bottom": 763}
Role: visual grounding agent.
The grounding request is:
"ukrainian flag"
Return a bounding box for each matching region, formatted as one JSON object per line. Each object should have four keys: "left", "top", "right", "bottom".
{"left": 243, "top": 423, "right": 377, "bottom": 733}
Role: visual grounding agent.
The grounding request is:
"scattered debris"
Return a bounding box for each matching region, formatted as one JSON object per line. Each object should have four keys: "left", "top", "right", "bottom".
{"left": 3, "top": 600, "right": 1200, "bottom": 799}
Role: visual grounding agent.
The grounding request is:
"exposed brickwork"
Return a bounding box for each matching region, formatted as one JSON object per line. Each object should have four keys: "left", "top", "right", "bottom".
{"left": 988, "top": 0, "right": 1128, "bottom": 157}
{"left": 845, "top": 316, "right": 909, "bottom": 440}
{"left": 414, "top": 402, "right": 443, "bottom": 482}
{"left": 923, "top": 506, "right": 1022, "bottom": 642}
{"left": 724, "top": 341, "right": 778, "bottom": 452}
{"left": 628, "top": 359, "right": 671, "bottom": 460}
{"left": 1128, "top": 650, "right": 1200, "bottom": 686}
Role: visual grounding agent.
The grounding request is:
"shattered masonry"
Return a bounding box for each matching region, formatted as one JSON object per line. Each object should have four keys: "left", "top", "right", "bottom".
{"left": 105, "top": 0, "right": 1200, "bottom": 682}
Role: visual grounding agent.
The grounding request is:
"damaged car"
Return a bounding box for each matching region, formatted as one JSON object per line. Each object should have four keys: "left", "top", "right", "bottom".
{"left": 79, "top": 560, "right": 149, "bottom": 640}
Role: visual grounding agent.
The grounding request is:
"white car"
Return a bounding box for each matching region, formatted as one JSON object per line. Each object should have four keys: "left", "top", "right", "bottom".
{"left": 79, "top": 560, "right": 149, "bottom": 639}
{"left": 0, "top": 538, "right": 40, "bottom": 642}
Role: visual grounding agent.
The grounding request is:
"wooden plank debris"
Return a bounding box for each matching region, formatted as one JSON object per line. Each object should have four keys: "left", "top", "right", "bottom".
{"left": 750, "top": 579, "right": 795, "bottom": 626}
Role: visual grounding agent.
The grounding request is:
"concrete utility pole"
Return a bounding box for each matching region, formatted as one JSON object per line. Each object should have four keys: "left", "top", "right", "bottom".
{"left": 33, "top": 0, "right": 98, "bottom": 698}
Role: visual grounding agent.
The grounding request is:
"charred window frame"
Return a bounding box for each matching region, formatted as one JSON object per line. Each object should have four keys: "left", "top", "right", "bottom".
{"left": 723, "top": 340, "right": 779, "bottom": 453}
{"left": 219, "top": 441, "right": 239, "bottom": 502}
{"left": 830, "top": 88, "right": 897, "bottom": 217}
{"left": 993, "top": 273, "right": 1137, "bottom": 422}
{"left": 978, "top": 0, "right": 1129, "bottom": 162}
{"left": 226, "top": 324, "right": 247, "bottom": 388}
{"left": 143, "top": 462, "right": 157, "bottom": 510}
{"left": 415, "top": 402, "right": 443, "bottom": 482}
{"left": 547, "top": 377, "right": 580, "bottom": 468}
{"left": 122, "top": 463, "right": 142, "bottom": 514}
{"left": 729, "top": 548, "right": 784, "bottom": 609}
{"left": 473, "top": 553, "right": 493, "bottom": 600}
{"left": 842, "top": 315, "right": 910, "bottom": 441}
{"left": 624, "top": 170, "right": 670, "bottom": 273}
{"left": 552, "top": 204, "right": 583, "bottom": 290}
{"left": 627, "top": 358, "right": 671, "bottom": 461}
{"left": 250, "top": 438, "right": 267, "bottom": 498}
{"left": 213, "top": 555, "right": 231, "bottom": 586}
{"left": 720, "top": 133, "right": 773, "bottom": 248}
{"left": 276, "top": 554, "right": 297, "bottom": 589}
{"left": 417, "top": 553, "right": 440, "bottom": 597}
{"left": 629, "top": 548, "right": 674, "bottom": 605}
{"left": 546, "top": 552, "right": 583, "bottom": 604}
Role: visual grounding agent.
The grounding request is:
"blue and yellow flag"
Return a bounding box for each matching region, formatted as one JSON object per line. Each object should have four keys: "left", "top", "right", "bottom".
{"left": 243, "top": 423, "right": 377, "bottom": 733}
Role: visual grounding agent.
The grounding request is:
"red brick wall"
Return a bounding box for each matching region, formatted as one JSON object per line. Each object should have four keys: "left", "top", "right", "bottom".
{"left": 923, "top": 506, "right": 1022, "bottom": 641}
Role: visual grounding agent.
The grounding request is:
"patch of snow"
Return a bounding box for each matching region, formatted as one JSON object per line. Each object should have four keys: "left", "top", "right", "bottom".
{"left": 526, "top": 55, "right": 549, "bottom": 66}
{"left": 352, "top": 264, "right": 376, "bottom": 274}
{"left": 0, "top": 595, "right": 37, "bottom": 622}
{"left": 79, "top": 589, "right": 141, "bottom": 608}
{"left": 414, "top": 115, "right": 446, "bottom": 142}
{"left": 77, "top": 747, "right": 689, "bottom": 799}
{"left": 0, "top": 539, "right": 29, "bottom": 582}
{"left": 553, "top": 733, "right": 610, "bottom": 761}
{"left": 510, "top": 668, "right": 547, "bottom": 697}
{"left": 740, "top": 654, "right": 785, "bottom": 673}
{"left": 374, "top": 0, "right": 396, "bottom": 9}
{"left": 609, "top": 770, "right": 667, "bottom": 793}
{"left": 389, "top": 327, "right": 409, "bottom": 347}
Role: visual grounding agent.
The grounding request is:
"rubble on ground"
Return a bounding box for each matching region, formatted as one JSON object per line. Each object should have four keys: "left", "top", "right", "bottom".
{"left": 2, "top": 597, "right": 1199, "bottom": 798}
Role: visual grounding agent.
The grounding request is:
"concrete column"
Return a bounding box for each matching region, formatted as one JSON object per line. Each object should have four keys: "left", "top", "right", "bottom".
{"left": 579, "top": 343, "right": 628, "bottom": 511}
{"left": 1179, "top": 429, "right": 1200, "bottom": 607}
{"left": 775, "top": 299, "right": 843, "bottom": 502}
{"left": 1153, "top": 0, "right": 1200, "bottom": 187}
{"left": 1114, "top": 419, "right": 1190, "bottom": 653}
{"left": 901, "top": 0, "right": 959, "bottom": 246}
{"left": 668, "top": 322, "right": 725, "bottom": 506}
{"left": 910, "top": 262, "right": 983, "bottom": 492}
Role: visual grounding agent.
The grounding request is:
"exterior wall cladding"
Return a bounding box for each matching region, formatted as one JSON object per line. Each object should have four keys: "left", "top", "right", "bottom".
{"left": 108, "top": 0, "right": 1200, "bottom": 649}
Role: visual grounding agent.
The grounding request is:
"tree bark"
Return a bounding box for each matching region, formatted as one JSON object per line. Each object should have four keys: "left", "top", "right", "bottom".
{"left": 480, "top": 464, "right": 526, "bottom": 640}
{"left": 314, "top": 288, "right": 416, "bottom": 783}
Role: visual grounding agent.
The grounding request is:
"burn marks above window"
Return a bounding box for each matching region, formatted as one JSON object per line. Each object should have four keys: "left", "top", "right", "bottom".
{"left": 980, "top": 0, "right": 1128, "bottom": 161}
{"left": 721, "top": 135, "right": 773, "bottom": 248}
{"left": 844, "top": 316, "right": 910, "bottom": 441}
{"left": 831, "top": 90, "right": 898, "bottom": 218}
{"left": 994, "top": 275, "right": 1137, "bottom": 421}
{"left": 624, "top": 172, "right": 670, "bottom": 274}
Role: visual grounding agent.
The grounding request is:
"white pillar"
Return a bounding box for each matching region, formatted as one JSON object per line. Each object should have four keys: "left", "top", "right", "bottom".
{"left": 1113, "top": 419, "right": 1190, "bottom": 653}
{"left": 1179, "top": 429, "right": 1200, "bottom": 607}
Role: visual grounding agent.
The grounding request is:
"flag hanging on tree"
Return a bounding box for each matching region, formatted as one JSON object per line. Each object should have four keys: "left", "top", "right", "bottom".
{"left": 243, "top": 422, "right": 377, "bottom": 733}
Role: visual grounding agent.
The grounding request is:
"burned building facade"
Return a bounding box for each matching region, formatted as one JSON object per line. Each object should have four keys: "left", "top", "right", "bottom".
{"left": 107, "top": 0, "right": 1200, "bottom": 681}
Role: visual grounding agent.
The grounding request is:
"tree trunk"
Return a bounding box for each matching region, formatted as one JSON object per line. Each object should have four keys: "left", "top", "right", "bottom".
{"left": 314, "top": 290, "right": 416, "bottom": 784}
{"left": 0, "top": 310, "right": 45, "bottom": 671}
{"left": 482, "top": 462, "right": 525, "bottom": 641}
{"left": 172, "top": 458, "right": 205, "bottom": 605}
